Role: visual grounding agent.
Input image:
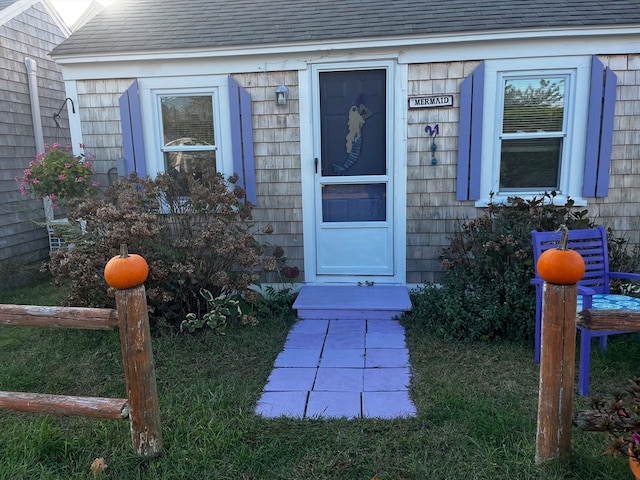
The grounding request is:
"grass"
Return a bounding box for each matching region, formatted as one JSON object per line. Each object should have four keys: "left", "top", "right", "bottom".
{"left": 0, "top": 279, "right": 639, "bottom": 479}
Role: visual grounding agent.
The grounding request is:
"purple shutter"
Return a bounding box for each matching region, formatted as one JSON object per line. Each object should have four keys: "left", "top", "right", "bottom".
{"left": 583, "top": 56, "right": 617, "bottom": 198}
{"left": 228, "top": 77, "right": 256, "bottom": 204}
{"left": 457, "top": 62, "right": 484, "bottom": 201}
{"left": 118, "top": 80, "right": 147, "bottom": 177}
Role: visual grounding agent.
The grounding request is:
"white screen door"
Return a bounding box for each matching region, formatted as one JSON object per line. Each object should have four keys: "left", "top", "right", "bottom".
{"left": 315, "top": 68, "right": 393, "bottom": 277}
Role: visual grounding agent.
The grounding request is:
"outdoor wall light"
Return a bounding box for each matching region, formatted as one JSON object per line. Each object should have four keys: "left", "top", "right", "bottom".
{"left": 275, "top": 84, "right": 289, "bottom": 106}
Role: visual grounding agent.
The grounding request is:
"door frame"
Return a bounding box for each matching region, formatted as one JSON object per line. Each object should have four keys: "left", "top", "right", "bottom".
{"left": 299, "top": 59, "right": 408, "bottom": 285}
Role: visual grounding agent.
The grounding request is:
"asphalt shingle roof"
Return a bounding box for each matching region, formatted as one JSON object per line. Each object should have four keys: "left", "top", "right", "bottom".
{"left": 51, "top": 0, "right": 640, "bottom": 57}
{"left": 0, "top": 0, "right": 18, "bottom": 10}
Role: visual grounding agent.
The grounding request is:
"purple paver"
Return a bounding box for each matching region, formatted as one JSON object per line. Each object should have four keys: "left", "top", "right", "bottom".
{"left": 314, "top": 368, "right": 364, "bottom": 391}
{"left": 320, "top": 348, "right": 365, "bottom": 368}
{"left": 256, "top": 391, "right": 308, "bottom": 418}
{"left": 306, "top": 391, "right": 362, "bottom": 419}
{"left": 328, "top": 319, "right": 367, "bottom": 333}
{"left": 263, "top": 367, "right": 317, "bottom": 391}
{"left": 324, "top": 332, "right": 365, "bottom": 349}
{"left": 362, "top": 391, "right": 416, "bottom": 418}
{"left": 274, "top": 348, "right": 322, "bottom": 368}
{"left": 284, "top": 333, "right": 327, "bottom": 349}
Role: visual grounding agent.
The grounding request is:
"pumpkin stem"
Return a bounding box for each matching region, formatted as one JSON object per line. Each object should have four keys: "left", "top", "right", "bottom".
{"left": 119, "top": 243, "right": 130, "bottom": 258}
{"left": 558, "top": 225, "right": 569, "bottom": 250}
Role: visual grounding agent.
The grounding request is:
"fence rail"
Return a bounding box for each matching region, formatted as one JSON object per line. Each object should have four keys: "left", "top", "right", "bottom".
{"left": 0, "top": 284, "right": 162, "bottom": 457}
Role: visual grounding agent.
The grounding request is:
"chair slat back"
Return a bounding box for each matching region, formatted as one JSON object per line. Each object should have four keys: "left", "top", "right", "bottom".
{"left": 531, "top": 226, "right": 609, "bottom": 293}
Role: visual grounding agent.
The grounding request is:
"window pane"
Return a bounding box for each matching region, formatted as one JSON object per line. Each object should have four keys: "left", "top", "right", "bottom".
{"left": 503, "top": 78, "right": 565, "bottom": 133}
{"left": 500, "top": 138, "right": 562, "bottom": 190}
{"left": 165, "top": 150, "right": 216, "bottom": 175}
{"left": 161, "top": 96, "right": 215, "bottom": 146}
{"left": 319, "top": 70, "right": 387, "bottom": 177}
{"left": 322, "top": 183, "right": 386, "bottom": 222}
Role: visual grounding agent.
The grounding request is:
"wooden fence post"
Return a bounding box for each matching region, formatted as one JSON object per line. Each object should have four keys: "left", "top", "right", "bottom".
{"left": 114, "top": 284, "right": 162, "bottom": 457}
{"left": 535, "top": 282, "right": 577, "bottom": 464}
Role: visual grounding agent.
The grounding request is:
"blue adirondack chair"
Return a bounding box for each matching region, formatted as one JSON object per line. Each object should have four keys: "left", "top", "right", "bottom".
{"left": 531, "top": 226, "right": 640, "bottom": 396}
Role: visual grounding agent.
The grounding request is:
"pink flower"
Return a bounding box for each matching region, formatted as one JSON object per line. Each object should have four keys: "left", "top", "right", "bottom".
{"left": 92, "top": 181, "right": 100, "bottom": 187}
{"left": 65, "top": 163, "right": 72, "bottom": 168}
{"left": 632, "top": 432, "right": 640, "bottom": 445}
{"left": 79, "top": 143, "right": 86, "bottom": 149}
{"left": 58, "top": 174, "right": 66, "bottom": 180}
{"left": 32, "top": 178, "right": 40, "bottom": 184}
{"left": 52, "top": 142, "right": 61, "bottom": 149}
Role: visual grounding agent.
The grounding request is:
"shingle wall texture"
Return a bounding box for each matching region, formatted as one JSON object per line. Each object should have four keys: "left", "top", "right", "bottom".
{"left": 0, "top": 2, "right": 69, "bottom": 266}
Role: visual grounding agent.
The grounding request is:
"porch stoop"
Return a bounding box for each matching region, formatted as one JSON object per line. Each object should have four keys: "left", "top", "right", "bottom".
{"left": 293, "top": 285, "right": 412, "bottom": 320}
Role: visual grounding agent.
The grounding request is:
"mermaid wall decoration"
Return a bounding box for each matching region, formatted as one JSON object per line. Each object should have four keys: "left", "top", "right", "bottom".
{"left": 333, "top": 94, "right": 372, "bottom": 174}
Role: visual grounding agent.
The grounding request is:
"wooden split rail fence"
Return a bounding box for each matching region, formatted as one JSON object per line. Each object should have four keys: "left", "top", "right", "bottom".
{"left": 0, "top": 284, "right": 162, "bottom": 457}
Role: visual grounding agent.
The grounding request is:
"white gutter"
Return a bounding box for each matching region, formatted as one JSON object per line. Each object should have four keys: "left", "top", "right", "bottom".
{"left": 24, "top": 57, "right": 44, "bottom": 155}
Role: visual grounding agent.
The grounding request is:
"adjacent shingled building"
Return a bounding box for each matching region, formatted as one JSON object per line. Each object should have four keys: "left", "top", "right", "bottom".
{"left": 0, "top": 0, "right": 71, "bottom": 272}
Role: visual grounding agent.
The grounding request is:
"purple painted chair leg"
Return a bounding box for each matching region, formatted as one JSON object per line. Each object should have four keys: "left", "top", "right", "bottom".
{"left": 535, "top": 288, "right": 542, "bottom": 364}
{"left": 599, "top": 336, "right": 608, "bottom": 351}
{"left": 578, "top": 328, "right": 592, "bottom": 396}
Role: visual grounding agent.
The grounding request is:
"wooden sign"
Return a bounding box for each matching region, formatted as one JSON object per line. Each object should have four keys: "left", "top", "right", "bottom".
{"left": 409, "top": 95, "right": 453, "bottom": 108}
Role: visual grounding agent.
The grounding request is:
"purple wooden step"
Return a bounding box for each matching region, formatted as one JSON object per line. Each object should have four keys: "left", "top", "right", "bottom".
{"left": 293, "top": 285, "right": 411, "bottom": 320}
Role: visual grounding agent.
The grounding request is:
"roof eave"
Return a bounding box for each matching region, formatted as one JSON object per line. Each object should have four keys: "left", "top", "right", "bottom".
{"left": 51, "top": 24, "right": 640, "bottom": 65}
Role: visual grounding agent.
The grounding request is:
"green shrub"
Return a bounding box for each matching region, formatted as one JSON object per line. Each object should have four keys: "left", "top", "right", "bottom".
{"left": 405, "top": 193, "right": 594, "bottom": 342}
{"left": 47, "top": 168, "right": 293, "bottom": 328}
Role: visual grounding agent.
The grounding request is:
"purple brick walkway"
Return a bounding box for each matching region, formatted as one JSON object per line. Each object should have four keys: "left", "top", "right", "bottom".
{"left": 255, "top": 318, "right": 416, "bottom": 419}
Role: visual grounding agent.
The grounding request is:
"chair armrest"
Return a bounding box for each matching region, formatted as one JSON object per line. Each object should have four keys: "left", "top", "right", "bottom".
{"left": 609, "top": 272, "right": 640, "bottom": 282}
{"left": 530, "top": 278, "right": 543, "bottom": 286}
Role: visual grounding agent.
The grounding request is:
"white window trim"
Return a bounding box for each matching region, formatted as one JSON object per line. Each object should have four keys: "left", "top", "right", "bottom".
{"left": 137, "top": 76, "right": 234, "bottom": 179}
{"left": 477, "top": 56, "right": 591, "bottom": 207}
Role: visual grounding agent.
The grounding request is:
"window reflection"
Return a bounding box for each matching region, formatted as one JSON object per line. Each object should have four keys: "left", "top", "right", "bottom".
{"left": 322, "top": 184, "right": 386, "bottom": 222}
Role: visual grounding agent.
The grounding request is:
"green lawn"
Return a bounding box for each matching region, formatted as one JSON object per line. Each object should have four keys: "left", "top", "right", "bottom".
{"left": 0, "top": 279, "right": 637, "bottom": 479}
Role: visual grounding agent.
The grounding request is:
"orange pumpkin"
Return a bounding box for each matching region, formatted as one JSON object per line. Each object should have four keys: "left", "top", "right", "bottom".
{"left": 629, "top": 447, "right": 640, "bottom": 480}
{"left": 536, "top": 225, "right": 585, "bottom": 285}
{"left": 104, "top": 244, "right": 149, "bottom": 290}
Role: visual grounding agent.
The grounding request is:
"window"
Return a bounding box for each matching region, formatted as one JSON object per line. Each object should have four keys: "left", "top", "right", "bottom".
{"left": 498, "top": 75, "right": 568, "bottom": 192}
{"left": 457, "top": 56, "right": 617, "bottom": 205}
{"left": 159, "top": 94, "right": 217, "bottom": 176}
{"left": 120, "top": 78, "right": 256, "bottom": 202}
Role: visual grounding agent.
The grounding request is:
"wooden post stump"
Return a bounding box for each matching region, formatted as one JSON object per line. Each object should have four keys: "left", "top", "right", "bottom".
{"left": 535, "top": 282, "right": 577, "bottom": 464}
{"left": 115, "top": 284, "right": 162, "bottom": 457}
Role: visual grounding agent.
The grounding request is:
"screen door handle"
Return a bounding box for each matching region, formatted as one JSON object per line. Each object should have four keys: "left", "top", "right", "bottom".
{"left": 314, "top": 157, "right": 318, "bottom": 174}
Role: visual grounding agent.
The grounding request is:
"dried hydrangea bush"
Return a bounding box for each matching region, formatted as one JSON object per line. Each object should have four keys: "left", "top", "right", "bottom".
{"left": 48, "top": 168, "right": 282, "bottom": 328}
